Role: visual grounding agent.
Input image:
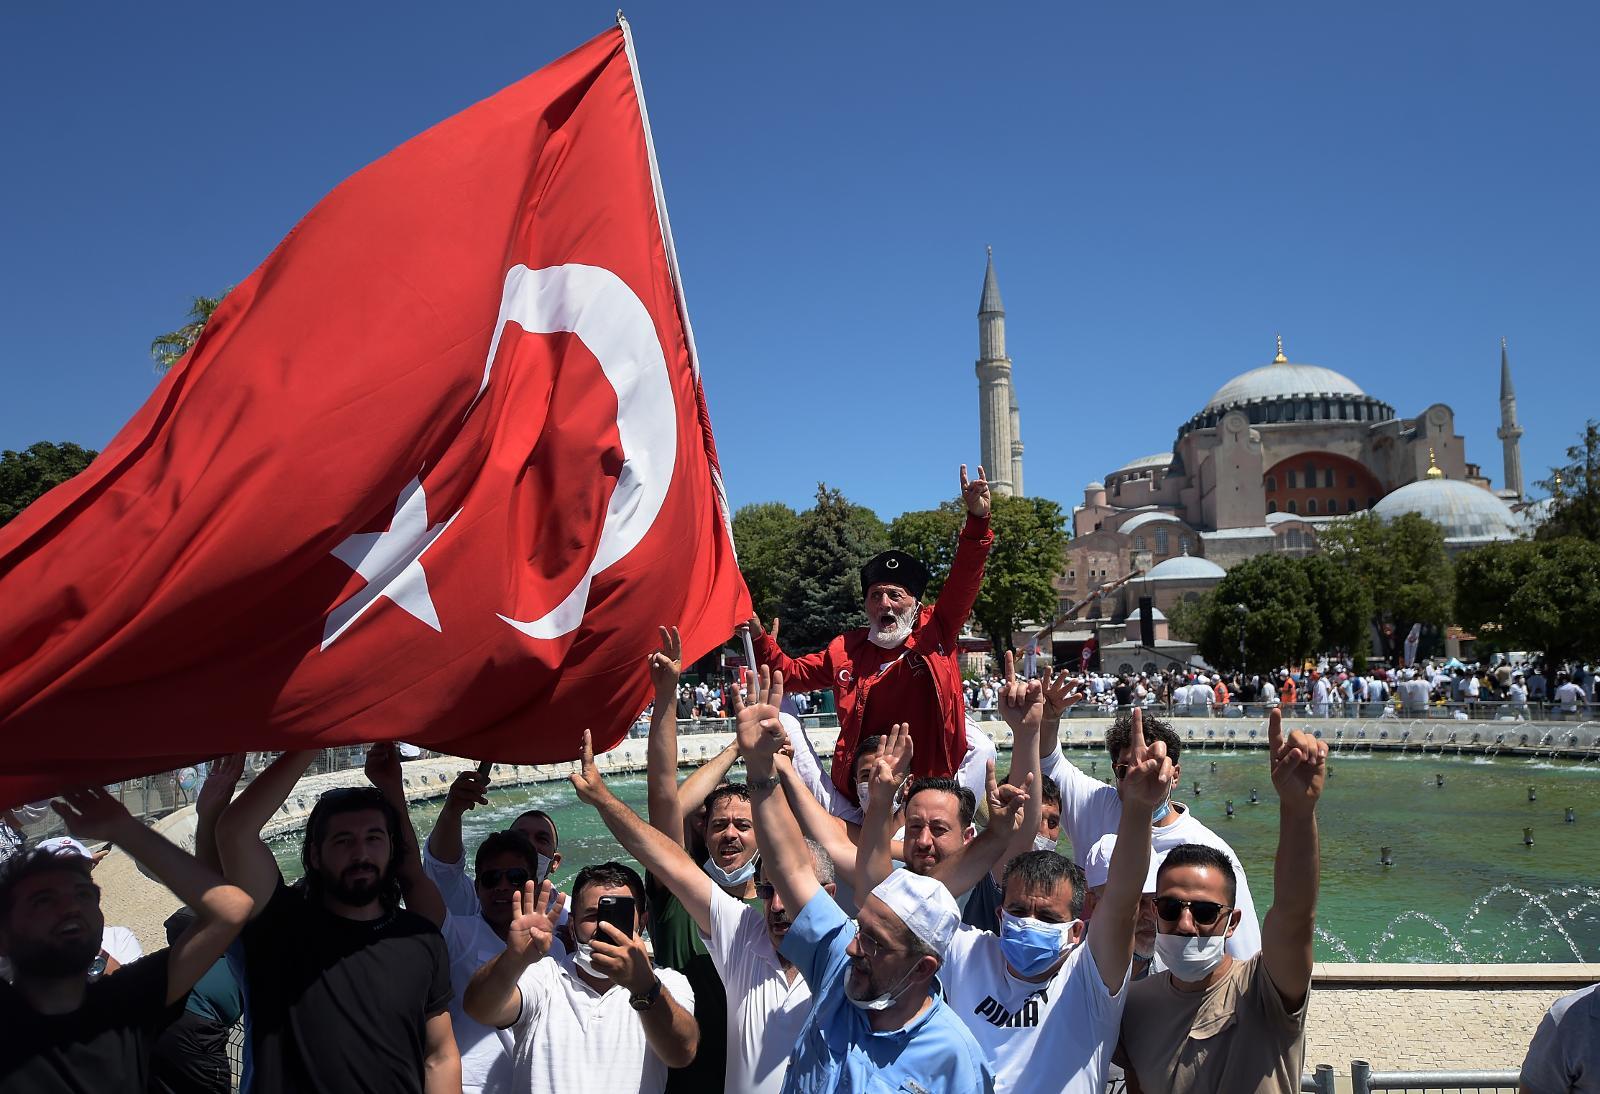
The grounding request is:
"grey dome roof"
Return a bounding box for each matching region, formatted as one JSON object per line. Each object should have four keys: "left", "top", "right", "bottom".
{"left": 1118, "top": 511, "right": 1186, "bottom": 534}
{"left": 1114, "top": 452, "right": 1173, "bottom": 474}
{"left": 1372, "top": 478, "right": 1522, "bottom": 544}
{"left": 1203, "top": 362, "right": 1365, "bottom": 414}
{"left": 1124, "top": 607, "right": 1167, "bottom": 621}
{"left": 1143, "top": 550, "right": 1226, "bottom": 582}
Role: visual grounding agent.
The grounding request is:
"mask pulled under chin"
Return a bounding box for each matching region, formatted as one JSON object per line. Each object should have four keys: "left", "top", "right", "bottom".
{"left": 1150, "top": 799, "right": 1172, "bottom": 825}
{"left": 574, "top": 942, "right": 602, "bottom": 978}
{"left": 1032, "top": 834, "right": 1060, "bottom": 853}
{"left": 1153, "top": 931, "right": 1226, "bottom": 981}
{"left": 703, "top": 852, "right": 760, "bottom": 888}
{"left": 845, "top": 962, "right": 919, "bottom": 1012}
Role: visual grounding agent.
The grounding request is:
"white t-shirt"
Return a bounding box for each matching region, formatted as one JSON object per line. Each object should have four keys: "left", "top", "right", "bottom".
{"left": 943, "top": 925, "right": 1127, "bottom": 1094}
{"left": 701, "top": 886, "right": 815, "bottom": 1094}
{"left": 1557, "top": 682, "right": 1586, "bottom": 712}
{"left": 423, "top": 844, "right": 570, "bottom": 928}
{"left": 1041, "top": 746, "right": 1262, "bottom": 959}
{"left": 102, "top": 925, "right": 144, "bottom": 965}
{"left": 441, "top": 911, "right": 516, "bottom": 1094}
{"left": 506, "top": 951, "right": 694, "bottom": 1094}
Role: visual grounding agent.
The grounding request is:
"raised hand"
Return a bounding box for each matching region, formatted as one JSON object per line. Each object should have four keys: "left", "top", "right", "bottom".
{"left": 745, "top": 615, "right": 781, "bottom": 643}
{"left": 866, "top": 723, "right": 914, "bottom": 811}
{"left": 51, "top": 787, "right": 138, "bottom": 844}
{"left": 997, "top": 650, "right": 1046, "bottom": 738}
{"left": 590, "top": 921, "right": 656, "bottom": 994}
{"left": 568, "top": 729, "right": 613, "bottom": 807}
{"left": 364, "top": 742, "right": 405, "bottom": 801}
{"left": 985, "top": 759, "right": 1033, "bottom": 832}
{"left": 195, "top": 753, "right": 247, "bottom": 821}
{"left": 733, "top": 665, "right": 787, "bottom": 768}
{"left": 443, "top": 770, "right": 490, "bottom": 816}
{"left": 1043, "top": 669, "right": 1086, "bottom": 720}
{"left": 505, "top": 879, "right": 564, "bottom": 967}
{"left": 649, "top": 625, "right": 683, "bottom": 697}
{"left": 1268, "top": 708, "right": 1327, "bottom": 814}
{"left": 1117, "top": 707, "right": 1174, "bottom": 813}
{"left": 960, "top": 464, "right": 991, "bottom": 519}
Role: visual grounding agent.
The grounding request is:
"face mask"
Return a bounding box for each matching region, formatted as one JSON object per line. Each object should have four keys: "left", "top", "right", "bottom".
{"left": 703, "top": 851, "right": 760, "bottom": 888}
{"left": 845, "top": 960, "right": 920, "bottom": 1012}
{"left": 574, "top": 942, "right": 602, "bottom": 978}
{"left": 1153, "top": 931, "right": 1227, "bottom": 981}
{"left": 1150, "top": 799, "right": 1172, "bottom": 825}
{"left": 998, "top": 910, "right": 1079, "bottom": 977}
{"left": 536, "top": 853, "right": 553, "bottom": 885}
{"left": 1032, "top": 834, "right": 1059, "bottom": 853}
{"left": 856, "top": 781, "right": 872, "bottom": 808}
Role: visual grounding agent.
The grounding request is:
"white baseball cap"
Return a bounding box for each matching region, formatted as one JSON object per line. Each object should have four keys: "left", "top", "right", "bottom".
{"left": 1084, "top": 834, "right": 1166, "bottom": 893}
{"left": 35, "top": 836, "right": 93, "bottom": 859}
{"left": 870, "top": 869, "right": 960, "bottom": 957}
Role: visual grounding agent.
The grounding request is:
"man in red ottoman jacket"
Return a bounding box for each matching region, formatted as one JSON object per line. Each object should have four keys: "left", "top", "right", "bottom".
{"left": 751, "top": 465, "right": 993, "bottom": 804}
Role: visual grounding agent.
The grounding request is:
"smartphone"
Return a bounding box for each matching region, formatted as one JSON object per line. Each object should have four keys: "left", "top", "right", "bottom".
{"left": 596, "top": 895, "right": 636, "bottom": 940}
{"left": 476, "top": 759, "right": 493, "bottom": 779}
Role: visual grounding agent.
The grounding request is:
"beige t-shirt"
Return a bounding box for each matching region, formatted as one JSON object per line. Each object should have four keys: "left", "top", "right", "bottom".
{"left": 1116, "top": 953, "right": 1307, "bottom": 1094}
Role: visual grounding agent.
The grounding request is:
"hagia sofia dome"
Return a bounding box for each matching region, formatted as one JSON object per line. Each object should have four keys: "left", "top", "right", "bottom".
{"left": 1371, "top": 471, "right": 1522, "bottom": 545}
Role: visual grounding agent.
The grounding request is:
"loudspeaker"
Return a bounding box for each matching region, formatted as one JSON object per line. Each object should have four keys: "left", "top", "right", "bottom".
{"left": 1139, "top": 596, "right": 1155, "bottom": 648}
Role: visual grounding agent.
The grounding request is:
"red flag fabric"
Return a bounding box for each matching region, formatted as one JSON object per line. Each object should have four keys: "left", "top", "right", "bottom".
{"left": 0, "top": 22, "right": 750, "bottom": 808}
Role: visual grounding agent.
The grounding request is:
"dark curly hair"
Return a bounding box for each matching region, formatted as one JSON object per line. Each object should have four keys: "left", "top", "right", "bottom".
{"left": 1104, "top": 712, "right": 1183, "bottom": 766}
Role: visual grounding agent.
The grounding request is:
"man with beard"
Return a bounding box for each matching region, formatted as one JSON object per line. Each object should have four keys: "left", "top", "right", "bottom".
{"left": 569, "top": 729, "right": 830, "bottom": 1094}
{"left": 0, "top": 787, "right": 252, "bottom": 1092}
{"left": 750, "top": 464, "right": 993, "bottom": 804}
{"left": 736, "top": 666, "right": 994, "bottom": 1093}
{"left": 214, "top": 750, "right": 460, "bottom": 1094}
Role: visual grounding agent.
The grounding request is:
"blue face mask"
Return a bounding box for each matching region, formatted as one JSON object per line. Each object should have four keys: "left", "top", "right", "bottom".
{"left": 703, "top": 852, "right": 759, "bottom": 888}
{"left": 1151, "top": 799, "right": 1172, "bottom": 825}
{"left": 998, "top": 910, "right": 1079, "bottom": 977}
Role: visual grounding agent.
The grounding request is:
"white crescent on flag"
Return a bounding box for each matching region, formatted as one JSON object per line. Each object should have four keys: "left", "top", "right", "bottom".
{"left": 482, "top": 263, "right": 678, "bottom": 639}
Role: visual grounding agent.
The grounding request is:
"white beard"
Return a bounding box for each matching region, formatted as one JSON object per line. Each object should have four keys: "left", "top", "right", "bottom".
{"left": 867, "top": 603, "right": 919, "bottom": 649}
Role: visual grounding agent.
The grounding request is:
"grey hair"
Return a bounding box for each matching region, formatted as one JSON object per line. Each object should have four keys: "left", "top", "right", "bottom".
{"left": 804, "top": 839, "right": 837, "bottom": 887}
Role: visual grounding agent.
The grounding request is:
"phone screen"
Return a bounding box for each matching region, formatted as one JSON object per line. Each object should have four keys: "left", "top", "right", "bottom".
{"left": 596, "top": 895, "right": 636, "bottom": 940}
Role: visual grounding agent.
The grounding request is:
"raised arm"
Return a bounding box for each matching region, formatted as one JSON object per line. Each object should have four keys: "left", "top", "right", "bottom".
{"left": 676, "top": 741, "right": 741, "bottom": 837}
{"left": 215, "top": 750, "right": 318, "bottom": 917}
{"left": 749, "top": 615, "right": 834, "bottom": 692}
{"left": 927, "top": 762, "right": 1031, "bottom": 897}
{"left": 997, "top": 654, "right": 1045, "bottom": 873}
{"left": 855, "top": 725, "right": 913, "bottom": 892}
{"left": 365, "top": 743, "right": 445, "bottom": 927}
{"left": 929, "top": 465, "right": 994, "bottom": 638}
{"left": 1087, "top": 708, "right": 1168, "bottom": 992}
{"left": 646, "top": 625, "right": 686, "bottom": 842}
{"left": 570, "top": 730, "right": 716, "bottom": 934}
{"left": 463, "top": 879, "right": 565, "bottom": 1029}
{"left": 53, "top": 788, "right": 252, "bottom": 1005}
{"left": 1260, "top": 708, "right": 1326, "bottom": 1010}
{"left": 736, "top": 667, "right": 820, "bottom": 915}
{"left": 588, "top": 920, "right": 699, "bottom": 1068}
{"left": 777, "top": 754, "right": 861, "bottom": 879}
{"left": 427, "top": 769, "right": 488, "bottom": 868}
{"left": 192, "top": 753, "right": 247, "bottom": 874}
{"left": 1038, "top": 668, "right": 1086, "bottom": 758}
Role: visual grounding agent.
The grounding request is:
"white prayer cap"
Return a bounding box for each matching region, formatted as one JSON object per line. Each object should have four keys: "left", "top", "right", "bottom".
{"left": 870, "top": 869, "right": 960, "bottom": 957}
{"left": 35, "top": 836, "right": 92, "bottom": 859}
{"left": 1084, "top": 834, "right": 1166, "bottom": 893}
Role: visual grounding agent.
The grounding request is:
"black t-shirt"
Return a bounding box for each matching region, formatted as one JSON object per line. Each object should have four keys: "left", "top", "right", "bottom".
{"left": 0, "top": 949, "right": 183, "bottom": 1093}
{"left": 960, "top": 874, "right": 1004, "bottom": 933}
{"left": 239, "top": 880, "right": 452, "bottom": 1094}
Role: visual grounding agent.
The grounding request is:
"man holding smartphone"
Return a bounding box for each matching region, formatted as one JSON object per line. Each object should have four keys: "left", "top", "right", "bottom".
{"left": 465, "top": 861, "right": 699, "bottom": 1094}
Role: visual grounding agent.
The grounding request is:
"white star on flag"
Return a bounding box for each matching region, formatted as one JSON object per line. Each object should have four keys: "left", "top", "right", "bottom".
{"left": 322, "top": 477, "right": 459, "bottom": 650}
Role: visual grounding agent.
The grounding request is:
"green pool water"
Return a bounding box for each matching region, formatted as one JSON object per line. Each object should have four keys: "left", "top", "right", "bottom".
{"left": 273, "top": 748, "right": 1600, "bottom": 963}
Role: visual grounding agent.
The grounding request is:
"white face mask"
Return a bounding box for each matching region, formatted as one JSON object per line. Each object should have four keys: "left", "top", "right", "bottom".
{"left": 1032, "top": 834, "right": 1059, "bottom": 853}
{"left": 845, "top": 960, "right": 920, "bottom": 1011}
{"left": 703, "top": 852, "right": 759, "bottom": 888}
{"left": 573, "top": 941, "right": 602, "bottom": 978}
{"left": 856, "top": 781, "right": 872, "bottom": 808}
{"left": 1153, "top": 931, "right": 1227, "bottom": 981}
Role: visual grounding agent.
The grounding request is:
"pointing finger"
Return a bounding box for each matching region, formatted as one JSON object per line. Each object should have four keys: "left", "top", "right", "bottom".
{"left": 960, "top": 464, "right": 970, "bottom": 492}
{"left": 1267, "top": 708, "right": 1284, "bottom": 756}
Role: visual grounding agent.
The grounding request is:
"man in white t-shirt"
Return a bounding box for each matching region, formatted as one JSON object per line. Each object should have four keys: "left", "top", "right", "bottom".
{"left": 1037, "top": 681, "right": 1263, "bottom": 959}
{"left": 1556, "top": 673, "right": 1587, "bottom": 718}
{"left": 464, "top": 860, "right": 698, "bottom": 1094}
{"left": 941, "top": 705, "right": 1174, "bottom": 1094}
{"left": 568, "top": 728, "right": 828, "bottom": 1094}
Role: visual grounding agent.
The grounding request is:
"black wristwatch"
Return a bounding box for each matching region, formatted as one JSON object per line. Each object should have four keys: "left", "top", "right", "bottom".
{"left": 630, "top": 976, "right": 663, "bottom": 1011}
{"left": 748, "top": 773, "right": 781, "bottom": 792}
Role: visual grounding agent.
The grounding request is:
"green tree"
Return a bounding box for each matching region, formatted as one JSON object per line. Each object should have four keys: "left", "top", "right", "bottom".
{"left": 1319, "top": 512, "right": 1453, "bottom": 663}
{"left": 1455, "top": 538, "right": 1600, "bottom": 674}
{"left": 1195, "top": 554, "right": 1321, "bottom": 673}
{"left": 0, "top": 441, "right": 99, "bottom": 527}
{"left": 887, "top": 502, "right": 964, "bottom": 603}
{"left": 967, "top": 495, "right": 1069, "bottom": 659}
{"left": 775, "top": 484, "right": 887, "bottom": 654}
{"left": 1165, "top": 590, "right": 1214, "bottom": 644}
{"left": 1294, "top": 553, "right": 1373, "bottom": 665}
{"left": 150, "top": 290, "right": 229, "bottom": 372}
{"left": 732, "top": 501, "right": 801, "bottom": 619}
{"left": 1535, "top": 419, "right": 1600, "bottom": 543}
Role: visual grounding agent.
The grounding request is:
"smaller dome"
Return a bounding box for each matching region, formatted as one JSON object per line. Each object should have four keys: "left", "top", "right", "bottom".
{"left": 1086, "top": 480, "right": 1105, "bottom": 490}
{"left": 1125, "top": 606, "right": 1167, "bottom": 621}
{"left": 1115, "top": 452, "right": 1173, "bottom": 474}
{"left": 1118, "top": 511, "right": 1185, "bottom": 534}
{"left": 1143, "top": 548, "right": 1226, "bottom": 582}
{"left": 1372, "top": 478, "right": 1523, "bottom": 544}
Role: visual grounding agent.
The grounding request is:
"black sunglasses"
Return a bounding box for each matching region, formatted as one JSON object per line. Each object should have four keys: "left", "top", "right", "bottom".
{"left": 477, "top": 868, "right": 532, "bottom": 889}
{"left": 755, "top": 882, "right": 777, "bottom": 900}
{"left": 1154, "top": 897, "right": 1230, "bottom": 926}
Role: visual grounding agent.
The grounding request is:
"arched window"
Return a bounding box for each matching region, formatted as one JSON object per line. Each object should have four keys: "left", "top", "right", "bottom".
{"left": 1288, "top": 470, "right": 1297, "bottom": 488}
{"left": 1267, "top": 500, "right": 1278, "bottom": 513}
{"left": 1266, "top": 475, "right": 1277, "bottom": 491}
{"left": 1156, "top": 529, "right": 1170, "bottom": 553}
{"left": 1348, "top": 497, "right": 1358, "bottom": 512}
{"left": 1307, "top": 498, "right": 1318, "bottom": 514}
{"left": 1287, "top": 500, "right": 1298, "bottom": 514}
{"left": 1327, "top": 499, "right": 1339, "bottom": 513}
{"left": 1324, "top": 469, "right": 1335, "bottom": 488}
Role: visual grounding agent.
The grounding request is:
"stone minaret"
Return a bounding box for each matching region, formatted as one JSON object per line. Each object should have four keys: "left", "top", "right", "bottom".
{"left": 1009, "top": 399, "right": 1024, "bottom": 497}
{"left": 976, "top": 247, "right": 1018, "bottom": 496}
{"left": 1497, "top": 337, "right": 1524, "bottom": 499}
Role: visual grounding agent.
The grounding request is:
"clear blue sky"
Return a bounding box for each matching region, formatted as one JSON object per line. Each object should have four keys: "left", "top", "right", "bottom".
{"left": 3, "top": 2, "right": 1595, "bottom": 520}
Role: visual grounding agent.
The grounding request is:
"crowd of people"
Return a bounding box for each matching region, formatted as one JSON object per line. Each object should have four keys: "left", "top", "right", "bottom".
{"left": 0, "top": 465, "right": 1590, "bottom": 1093}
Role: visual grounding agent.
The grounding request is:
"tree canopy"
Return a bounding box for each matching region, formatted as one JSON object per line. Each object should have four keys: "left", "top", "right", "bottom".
{"left": 150, "top": 290, "right": 229, "bottom": 373}
{"left": 1318, "top": 511, "right": 1453, "bottom": 663}
{"left": 731, "top": 501, "right": 801, "bottom": 620}
{"left": 0, "top": 441, "right": 98, "bottom": 527}
{"left": 1534, "top": 419, "right": 1600, "bottom": 543}
{"left": 773, "top": 484, "right": 888, "bottom": 654}
{"left": 1455, "top": 537, "right": 1600, "bottom": 668}
{"left": 1192, "top": 554, "right": 1322, "bottom": 674}
{"left": 965, "top": 495, "right": 1069, "bottom": 658}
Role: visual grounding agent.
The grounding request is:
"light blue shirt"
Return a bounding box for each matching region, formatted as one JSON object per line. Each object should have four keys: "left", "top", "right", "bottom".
{"left": 779, "top": 889, "right": 994, "bottom": 1094}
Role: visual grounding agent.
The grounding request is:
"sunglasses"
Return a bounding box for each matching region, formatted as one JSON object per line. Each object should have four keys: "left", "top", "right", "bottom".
{"left": 1154, "top": 897, "right": 1231, "bottom": 926}
{"left": 477, "top": 868, "right": 532, "bottom": 889}
{"left": 755, "top": 882, "right": 777, "bottom": 900}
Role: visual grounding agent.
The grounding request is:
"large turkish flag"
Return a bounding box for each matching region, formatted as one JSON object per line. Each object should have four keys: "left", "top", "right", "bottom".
{"left": 0, "top": 22, "right": 750, "bottom": 807}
